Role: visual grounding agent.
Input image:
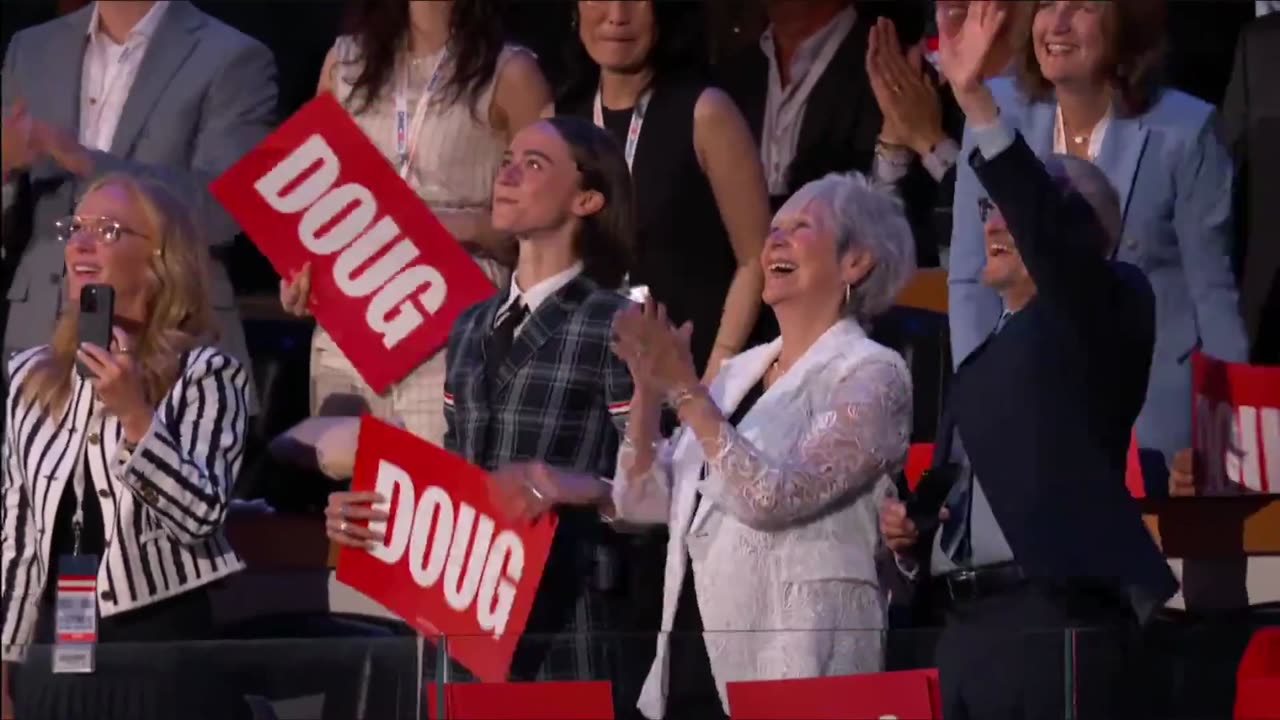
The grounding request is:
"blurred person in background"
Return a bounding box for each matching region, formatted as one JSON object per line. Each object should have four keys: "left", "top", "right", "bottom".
{"left": 947, "top": 0, "right": 1248, "bottom": 497}
{"left": 715, "top": 0, "right": 950, "bottom": 267}
{"left": 560, "top": 0, "right": 770, "bottom": 383}
{"left": 558, "top": 3, "right": 771, "bottom": 713}
{"left": 1, "top": 173, "right": 250, "bottom": 720}
{"left": 490, "top": 169, "right": 915, "bottom": 720}
{"left": 278, "top": 0, "right": 551, "bottom": 449}
{"left": 1222, "top": 9, "right": 1280, "bottom": 368}
{"left": 0, "top": 0, "right": 277, "bottom": 408}
{"left": 326, "top": 117, "right": 635, "bottom": 686}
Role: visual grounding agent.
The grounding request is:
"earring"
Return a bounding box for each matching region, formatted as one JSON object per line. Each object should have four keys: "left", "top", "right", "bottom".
{"left": 844, "top": 283, "right": 852, "bottom": 308}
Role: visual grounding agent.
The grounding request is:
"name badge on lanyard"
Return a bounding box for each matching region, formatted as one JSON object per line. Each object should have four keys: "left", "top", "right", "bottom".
{"left": 53, "top": 452, "right": 100, "bottom": 674}
{"left": 394, "top": 49, "right": 450, "bottom": 181}
{"left": 53, "top": 554, "right": 98, "bottom": 675}
{"left": 593, "top": 86, "right": 652, "bottom": 297}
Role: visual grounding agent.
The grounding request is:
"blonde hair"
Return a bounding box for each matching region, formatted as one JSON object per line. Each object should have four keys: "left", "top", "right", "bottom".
{"left": 24, "top": 173, "right": 218, "bottom": 412}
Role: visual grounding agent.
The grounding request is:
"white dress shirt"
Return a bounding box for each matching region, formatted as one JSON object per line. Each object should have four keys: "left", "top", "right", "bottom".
{"left": 493, "top": 261, "right": 584, "bottom": 332}
{"left": 758, "top": 7, "right": 857, "bottom": 195}
{"left": 79, "top": 1, "right": 171, "bottom": 152}
{"left": 1052, "top": 103, "right": 1111, "bottom": 162}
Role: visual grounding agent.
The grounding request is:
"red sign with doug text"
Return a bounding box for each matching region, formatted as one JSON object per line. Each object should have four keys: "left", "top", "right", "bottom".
{"left": 1193, "top": 352, "right": 1280, "bottom": 495}
{"left": 336, "top": 417, "right": 557, "bottom": 681}
{"left": 210, "top": 94, "right": 496, "bottom": 393}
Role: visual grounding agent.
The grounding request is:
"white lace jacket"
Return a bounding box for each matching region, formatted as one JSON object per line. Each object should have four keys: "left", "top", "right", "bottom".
{"left": 612, "top": 319, "right": 912, "bottom": 719}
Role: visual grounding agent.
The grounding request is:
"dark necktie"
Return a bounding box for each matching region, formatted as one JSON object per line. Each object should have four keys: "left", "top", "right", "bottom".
{"left": 487, "top": 300, "right": 528, "bottom": 381}
{"left": 939, "top": 310, "right": 1012, "bottom": 564}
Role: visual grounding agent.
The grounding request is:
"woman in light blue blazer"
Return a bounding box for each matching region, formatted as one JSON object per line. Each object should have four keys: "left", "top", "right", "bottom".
{"left": 948, "top": 0, "right": 1247, "bottom": 495}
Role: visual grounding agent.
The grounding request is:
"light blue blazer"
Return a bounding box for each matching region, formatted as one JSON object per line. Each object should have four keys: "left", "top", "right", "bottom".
{"left": 948, "top": 78, "right": 1248, "bottom": 490}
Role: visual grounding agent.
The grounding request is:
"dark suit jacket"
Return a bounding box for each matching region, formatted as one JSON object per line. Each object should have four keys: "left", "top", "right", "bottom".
{"left": 712, "top": 11, "right": 962, "bottom": 268}
{"left": 922, "top": 132, "right": 1178, "bottom": 620}
{"left": 1222, "top": 13, "right": 1280, "bottom": 363}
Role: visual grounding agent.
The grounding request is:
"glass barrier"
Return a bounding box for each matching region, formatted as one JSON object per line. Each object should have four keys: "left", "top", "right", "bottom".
{"left": 0, "top": 619, "right": 1271, "bottom": 720}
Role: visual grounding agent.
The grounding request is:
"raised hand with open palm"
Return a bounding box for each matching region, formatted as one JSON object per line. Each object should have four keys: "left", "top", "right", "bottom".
{"left": 935, "top": 1, "right": 1010, "bottom": 95}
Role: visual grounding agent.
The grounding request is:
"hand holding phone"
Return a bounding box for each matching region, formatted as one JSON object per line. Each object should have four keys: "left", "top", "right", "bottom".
{"left": 75, "top": 283, "right": 115, "bottom": 379}
{"left": 905, "top": 463, "right": 961, "bottom": 537}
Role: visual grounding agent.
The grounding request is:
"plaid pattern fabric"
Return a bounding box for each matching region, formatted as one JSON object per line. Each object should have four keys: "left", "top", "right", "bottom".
{"left": 442, "top": 274, "right": 634, "bottom": 681}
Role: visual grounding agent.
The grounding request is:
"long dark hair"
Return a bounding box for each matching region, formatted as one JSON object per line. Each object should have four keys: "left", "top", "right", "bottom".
{"left": 543, "top": 116, "right": 634, "bottom": 289}
{"left": 557, "top": 0, "right": 709, "bottom": 109}
{"left": 341, "top": 0, "right": 506, "bottom": 116}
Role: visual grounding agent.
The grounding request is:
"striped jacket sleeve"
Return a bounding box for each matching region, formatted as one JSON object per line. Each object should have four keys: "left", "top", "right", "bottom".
{"left": 1, "top": 350, "right": 44, "bottom": 662}
{"left": 111, "top": 348, "right": 249, "bottom": 544}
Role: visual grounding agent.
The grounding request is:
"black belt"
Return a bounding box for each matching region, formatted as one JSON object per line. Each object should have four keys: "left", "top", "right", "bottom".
{"left": 935, "top": 562, "right": 1028, "bottom": 604}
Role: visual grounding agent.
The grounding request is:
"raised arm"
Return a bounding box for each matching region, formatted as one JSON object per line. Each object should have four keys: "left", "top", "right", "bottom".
{"left": 692, "top": 359, "right": 911, "bottom": 531}
{"left": 113, "top": 348, "right": 250, "bottom": 544}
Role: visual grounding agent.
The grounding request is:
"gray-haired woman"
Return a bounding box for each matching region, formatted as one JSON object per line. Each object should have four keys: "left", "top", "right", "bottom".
{"left": 487, "top": 172, "right": 916, "bottom": 720}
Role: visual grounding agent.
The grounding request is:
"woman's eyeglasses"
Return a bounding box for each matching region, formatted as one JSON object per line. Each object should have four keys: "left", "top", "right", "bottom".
{"left": 977, "top": 197, "right": 998, "bottom": 223}
{"left": 54, "top": 215, "right": 148, "bottom": 245}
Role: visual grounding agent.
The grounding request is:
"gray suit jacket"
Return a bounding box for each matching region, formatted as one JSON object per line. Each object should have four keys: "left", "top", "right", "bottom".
{"left": 1, "top": 2, "right": 277, "bottom": 409}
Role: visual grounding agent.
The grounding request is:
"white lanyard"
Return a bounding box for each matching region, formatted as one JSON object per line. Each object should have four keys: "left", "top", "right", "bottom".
{"left": 394, "top": 48, "right": 450, "bottom": 181}
{"left": 592, "top": 86, "right": 652, "bottom": 172}
{"left": 69, "top": 423, "right": 95, "bottom": 556}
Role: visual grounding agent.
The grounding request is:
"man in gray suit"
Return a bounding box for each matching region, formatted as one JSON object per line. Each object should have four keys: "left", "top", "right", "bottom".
{"left": 0, "top": 0, "right": 276, "bottom": 404}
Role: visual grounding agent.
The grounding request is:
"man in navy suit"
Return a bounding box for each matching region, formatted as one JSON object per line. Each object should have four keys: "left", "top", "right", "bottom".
{"left": 880, "top": 4, "right": 1177, "bottom": 718}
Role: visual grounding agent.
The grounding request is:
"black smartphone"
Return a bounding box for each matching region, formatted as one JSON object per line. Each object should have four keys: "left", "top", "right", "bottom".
{"left": 75, "top": 284, "right": 115, "bottom": 379}
{"left": 906, "top": 463, "right": 961, "bottom": 537}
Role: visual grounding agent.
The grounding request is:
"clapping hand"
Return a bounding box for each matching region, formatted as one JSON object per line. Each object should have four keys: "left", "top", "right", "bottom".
{"left": 611, "top": 296, "right": 698, "bottom": 397}
{"left": 488, "top": 461, "right": 606, "bottom": 522}
{"left": 866, "top": 18, "right": 945, "bottom": 157}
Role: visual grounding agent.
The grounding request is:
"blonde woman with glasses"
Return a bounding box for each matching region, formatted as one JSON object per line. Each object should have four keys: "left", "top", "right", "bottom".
{"left": 1, "top": 173, "right": 247, "bottom": 720}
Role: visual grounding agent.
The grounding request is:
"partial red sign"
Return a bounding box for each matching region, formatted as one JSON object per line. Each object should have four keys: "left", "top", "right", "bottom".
{"left": 726, "top": 669, "right": 941, "bottom": 720}
{"left": 336, "top": 417, "right": 557, "bottom": 681}
{"left": 210, "top": 94, "right": 495, "bottom": 393}
{"left": 1193, "top": 352, "right": 1280, "bottom": 495}
{"left": 425, "top": 681, "right": 614, "bottom": 719}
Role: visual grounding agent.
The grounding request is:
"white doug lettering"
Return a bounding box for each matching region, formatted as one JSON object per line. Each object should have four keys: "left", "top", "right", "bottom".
{"left": 253, "top": 133, "right": 451, "bottom": 348}
{"left": 1195, "top": 395, "right": 1278, "bottom": 493}
{"left": 367, "top": 460, "right": 526, "bottom": 637}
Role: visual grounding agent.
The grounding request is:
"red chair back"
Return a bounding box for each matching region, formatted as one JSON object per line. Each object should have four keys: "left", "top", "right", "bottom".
{"left": 1236, "top": 628, "right": 1280, "bottom": 719}
{"left": 425, "top": 681, "right": 614, "bottom": 719}
{"left": 726, "top": 669, "right": 941, "bottom": 719}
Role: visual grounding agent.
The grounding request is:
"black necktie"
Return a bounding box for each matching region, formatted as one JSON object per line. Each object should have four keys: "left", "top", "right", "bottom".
{"left": 939, "top": 311, "right": 1012, "bottom": 564}
{"left": 487, "top": 300, "right": 528, "bottom": 381}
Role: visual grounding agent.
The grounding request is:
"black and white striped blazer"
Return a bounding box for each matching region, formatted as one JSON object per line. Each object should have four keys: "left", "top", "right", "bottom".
{"left": 1, "top": 345, "right": 249, "bottom": 661}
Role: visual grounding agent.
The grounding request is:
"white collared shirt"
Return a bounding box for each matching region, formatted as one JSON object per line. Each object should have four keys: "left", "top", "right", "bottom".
{"left": 79, "top": 1, "right": 171, "bottom": 152}
{"left": 758, "top": 6, "right": 857, "bottom": 195}
{"left": 1052, "top": 103, "right": 1111, "bottom": 162}
{"left": 493, "top": 261, "right": 584, "bottom": 332}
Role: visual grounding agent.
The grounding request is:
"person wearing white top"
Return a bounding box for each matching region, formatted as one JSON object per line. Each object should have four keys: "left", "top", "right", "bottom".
{"left": 489, "top": 170, "right": 916, "bottom": 719}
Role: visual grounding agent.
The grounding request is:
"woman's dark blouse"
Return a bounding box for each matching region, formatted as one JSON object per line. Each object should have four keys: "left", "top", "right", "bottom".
{"left": 568, "top": 76, "right": 743, "bottom": 376}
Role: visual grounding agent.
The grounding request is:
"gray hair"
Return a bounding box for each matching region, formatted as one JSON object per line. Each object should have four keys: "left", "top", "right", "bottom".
{"left": 1045, "top": 154, "right": 1123, "bottom": 257}
{"left": 775, "top": 171, "right": 916, "bottom": 321}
